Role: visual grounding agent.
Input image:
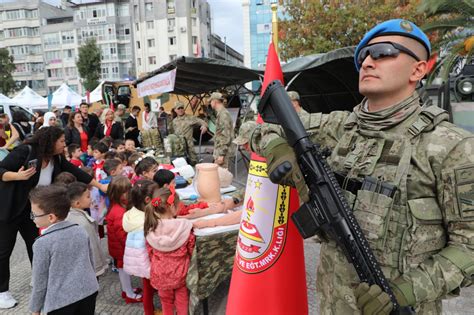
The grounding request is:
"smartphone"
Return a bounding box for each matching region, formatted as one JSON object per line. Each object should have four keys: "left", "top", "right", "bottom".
{"left": 28, "top": 159, "right": 38, "bottom": 169}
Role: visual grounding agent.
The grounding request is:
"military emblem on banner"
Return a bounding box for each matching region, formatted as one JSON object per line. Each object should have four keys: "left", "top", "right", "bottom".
{"left": 236, "top": 159, "right": 289, "bottom": 274}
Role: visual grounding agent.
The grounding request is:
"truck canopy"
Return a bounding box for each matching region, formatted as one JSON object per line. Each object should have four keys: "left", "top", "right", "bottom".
{"left": 134, "top": 47, "right": 363, "bottom": 113}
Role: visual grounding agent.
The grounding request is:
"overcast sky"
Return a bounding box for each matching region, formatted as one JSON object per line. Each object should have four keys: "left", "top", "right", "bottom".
{"left": 207, "top": 0, "right": 244, "bottom": 54}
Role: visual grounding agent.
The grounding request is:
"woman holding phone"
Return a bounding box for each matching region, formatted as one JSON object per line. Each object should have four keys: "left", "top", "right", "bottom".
{"left": 0, "top": 126, "right": 107, "bottom": 309}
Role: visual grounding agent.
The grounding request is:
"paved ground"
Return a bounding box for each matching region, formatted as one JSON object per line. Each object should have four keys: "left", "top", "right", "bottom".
{"left": 3, "top": 148, "right": 474, "bottom": 314}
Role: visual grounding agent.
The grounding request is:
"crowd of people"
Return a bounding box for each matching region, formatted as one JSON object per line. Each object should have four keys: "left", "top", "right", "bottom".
{"left": 0, "top": 94, "right": 245, "bottom": 314}
{"left": 1, "top": 17, "right": 473, "bottom": 315}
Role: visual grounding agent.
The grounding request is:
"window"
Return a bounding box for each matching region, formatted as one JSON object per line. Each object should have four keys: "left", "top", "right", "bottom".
{"left": 168, "top": 18, "right": 175, "bottom": 27}
{"left": 192, "top": 18, "right": 197, "bottom": 27}
{"left": 146, "top": 21, "right": 154, "bottom": 29}
{"left": 117, "top": 4, "right": 129, "bottom": 17}
{"left": 25, "top": 9, "right": 38, "bottom": 19}
{"left": 15, "top": 64, "right": 27, "bottom": 73}
{"left": 137, "top": 58, "right": 141, "bottom": 66}
{"left": 169, "top": 37, "right": 176, "bottom": 45}
{"left": 5, "top": 10, "right": 21, "bottom": 20}
{"left": 64, "top": 67, "right": 77, "bottom": 77}
{"left": 110, "top": 47, "right": 117, "bottom": 54}
{"left": 167, "top": 0, "right": 175, "bottom": 13}
{"left": 61, "top": 31, "right": 75, "bottom": 44}
{"left": 92, "top": 9, "right": 98, "bottom": 18}
{"left": 169, "top": 55, "right": 177, "bottom": 61}
{"left": 45, "top": 50, "right": 61, "bottom": 63}
{"left": 136, "top": 41, "right": 141, "bottom": 49}
{"left": 145, "top": 2, "right": 153, "bottom": 13}
{"left": 192, "top": 36, "right": 197, "bottom": 45}
{"left": 47, "top": 68, "right": 63, "bottom": 78}
{"left": 63, "top": 49, "right": 75, "bottom": 59}
{"left": 135, "top": 23, "right": 139, "bottom": 31}
{"left": 133, "top": 5, "right": 138, "bottom": 16}
{"left": 148, "top": 56, "right": 156, "bottom": 65}
{"left": 147, "top": 39, "right": 155, "bottom": 48}
{"left": 125, "top": 28, "right": 130, "bottom": 35}
{"left": 30, "top": 63, "right": 43, "bottom": 73}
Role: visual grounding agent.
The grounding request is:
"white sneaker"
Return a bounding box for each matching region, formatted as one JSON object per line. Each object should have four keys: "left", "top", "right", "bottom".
{"left": 0, "top": 291, "right": 17, "bottom": 309}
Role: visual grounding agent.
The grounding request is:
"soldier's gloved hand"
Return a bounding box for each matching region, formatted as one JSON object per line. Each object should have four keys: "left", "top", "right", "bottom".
{"left": 355, "top": 278, "right": 415, "bottom": 315}
{"left": 263, "top": 137, "right": 309, "bottom": 202}
{"left": 355, "top": 283, "right": 393, "bottom": 315}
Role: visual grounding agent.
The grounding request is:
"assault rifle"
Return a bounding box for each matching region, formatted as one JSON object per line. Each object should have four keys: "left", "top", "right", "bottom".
{"left": 258, "top": 80, "right": 414, "bottom": 315}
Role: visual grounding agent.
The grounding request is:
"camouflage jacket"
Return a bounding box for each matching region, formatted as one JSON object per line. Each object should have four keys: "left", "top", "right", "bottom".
{"left": 213, "top": 107, "right": 234, "bottom": 157}
{"left": 252, "top": 93, "right": 474, "bottom": 313}
{"left": 171, "top": 115, "right": 207, "bottom": 141}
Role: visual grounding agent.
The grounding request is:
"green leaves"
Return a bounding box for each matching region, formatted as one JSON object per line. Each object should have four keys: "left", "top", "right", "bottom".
{"left": 76, "top": 38, "right": 101, "bottom": 92}
{"left": 0, "top": 48, "right": 17, "bottom": 95}
{"left": 419, "top": 0, "right": 474, "bottom": 82}
{"left": 279, "top": 0, "right": 427, "bottom": 60}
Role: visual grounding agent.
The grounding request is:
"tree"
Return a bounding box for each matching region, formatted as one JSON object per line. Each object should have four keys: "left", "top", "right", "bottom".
{"left": 77, "top": 38, "right": 101, "bottom": 92}
{"left": 419, "top": 0, "right": 474, "bottom": 82}
{"left": 0, "top": 48, "right": 17, "bottom": 95}
{"left": 279, "top": 0, "right": 427, "bottom": 61}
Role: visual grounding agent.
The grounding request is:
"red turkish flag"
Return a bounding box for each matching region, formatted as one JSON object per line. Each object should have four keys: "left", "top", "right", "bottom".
{"left": 226, "top": 42, "right": 308, "bottom": 315}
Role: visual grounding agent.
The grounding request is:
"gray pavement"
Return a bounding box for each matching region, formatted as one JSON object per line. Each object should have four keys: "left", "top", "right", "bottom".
{"left": 3, "top": 147, "right": 474, "bottom": 314}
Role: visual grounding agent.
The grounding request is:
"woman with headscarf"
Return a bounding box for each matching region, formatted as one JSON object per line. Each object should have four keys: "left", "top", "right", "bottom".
{"left": 0, "top": 126, "right": 107, "bottom": 309}
{"left": 94, "top": 108, "right": 124, "bottom": 141}
{"left": 40, "top": 112, "right": 58, "bottom": 129}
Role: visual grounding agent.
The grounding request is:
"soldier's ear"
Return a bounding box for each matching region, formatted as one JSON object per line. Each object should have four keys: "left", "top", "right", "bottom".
{"left": 409, "top": 60, "right": 427, "bottom": 84}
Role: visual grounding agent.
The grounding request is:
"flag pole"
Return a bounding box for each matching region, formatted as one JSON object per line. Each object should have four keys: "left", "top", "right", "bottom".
{"left": 271, "top": 3, "right": 279, "bottom": 57}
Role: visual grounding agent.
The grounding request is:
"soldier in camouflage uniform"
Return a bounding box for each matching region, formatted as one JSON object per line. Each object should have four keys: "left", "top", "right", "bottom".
{"left": 171, "top": 101, "right": 208, "bottom": 165}
{"left": 209, "top": 92, "right": 235, "bottom": 169}
{"left": 288, "top": 91, "right": 309, "bottom": 116}
{"left": 251, "top": 19, "right": 474, "bottom": 314}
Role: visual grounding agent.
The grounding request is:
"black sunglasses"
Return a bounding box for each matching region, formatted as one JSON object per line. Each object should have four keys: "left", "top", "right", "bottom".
{"left": 357, "top": 41, "right": 421, "bottom": 68}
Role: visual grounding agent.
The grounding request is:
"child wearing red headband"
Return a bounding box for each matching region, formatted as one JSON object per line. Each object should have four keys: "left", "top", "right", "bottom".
{"left": 144, "top": 186, "right": 195, "bottom": 315}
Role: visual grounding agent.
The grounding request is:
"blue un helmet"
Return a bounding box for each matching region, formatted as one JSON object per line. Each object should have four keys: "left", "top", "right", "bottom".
{"left": 354, "top": 19, "right": 431, "bottom": 71}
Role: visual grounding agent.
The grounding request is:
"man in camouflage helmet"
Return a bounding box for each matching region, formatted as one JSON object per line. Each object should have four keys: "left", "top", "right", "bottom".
{"left": 287, "top": 91, "right": 306, "bottom": 114}
{"left": 171, "top": 100, "right": 207, "bottom": 165}
{"left": 251, "top": 19, "right": 474, "bottom": 314}
{"left": 209, "top": 92, "right": 235, "bottom": 169}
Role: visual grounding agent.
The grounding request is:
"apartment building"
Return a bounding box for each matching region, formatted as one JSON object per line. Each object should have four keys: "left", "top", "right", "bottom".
{"left": 210, "top": 34, "right": 244, "bottom": 66}
{"left": 130, "top": 0, "right": 211, "bottom": 75}
{"left": 0, "top": 0, "right": 48, "bottom": 95}
{"left": 71, "top": 0, "right": 135, "bottom": 83}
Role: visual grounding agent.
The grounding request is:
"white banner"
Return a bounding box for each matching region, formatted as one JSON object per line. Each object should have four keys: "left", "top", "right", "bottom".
{"left": 137, "top": 68, "right": 177, "bottom": 98}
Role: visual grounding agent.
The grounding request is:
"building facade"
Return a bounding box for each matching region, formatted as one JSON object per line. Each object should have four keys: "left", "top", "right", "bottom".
{"left": 0, "top": 0, "right": 47, "bottom": 95}
{"left": 242, "top": 0, "right": 281, "bottom": 70}
{"left": 1, "top": 0, "right": 240, "bottom": 97}
{"left": 210, "top": 34, "right": 243, "bottom": 66}
{"left": 130, "top": 0, "right": 211, "bottom": 76}
{"left": 71, "top": 0, "right": 135, "bottom": 84}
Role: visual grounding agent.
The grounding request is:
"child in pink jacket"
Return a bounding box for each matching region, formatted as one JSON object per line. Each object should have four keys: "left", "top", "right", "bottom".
{"left": 123, "top": 179, "right": 159, "bottom": 315}
{"left": 145, "top": 186, "right": 195, "bottom": 315}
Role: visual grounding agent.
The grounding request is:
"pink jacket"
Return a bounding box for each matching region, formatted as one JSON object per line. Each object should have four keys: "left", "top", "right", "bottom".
{"left": 146, "top": 219, "right": 195, "bottom": 290}
{"left": 122, "top": 207, "right": 150, "bottom": 279}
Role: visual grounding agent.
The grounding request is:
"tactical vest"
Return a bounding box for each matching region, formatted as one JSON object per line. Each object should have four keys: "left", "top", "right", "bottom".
{"left": 328, "top": 105, "right": 449, "bottom": 278}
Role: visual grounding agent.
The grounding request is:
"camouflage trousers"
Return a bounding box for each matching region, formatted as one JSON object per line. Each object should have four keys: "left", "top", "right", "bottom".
{"left": 316, "top": 242, "right": 442, "bottom": 315}
{"left": 213, "top": 146, "right": 235, "bottom": 169}
{"left": 186, "top": 139, "right": 199, "bottom": 166}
